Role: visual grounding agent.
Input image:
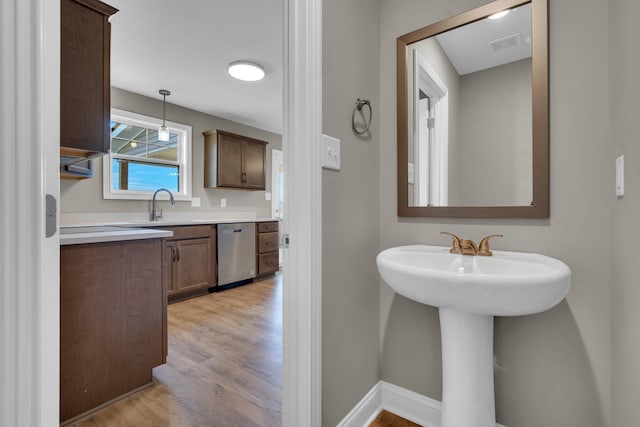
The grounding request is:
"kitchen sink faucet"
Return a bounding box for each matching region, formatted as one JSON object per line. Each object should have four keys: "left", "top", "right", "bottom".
{"left": 150, "top": 188, "right": 175, "bottom": 221}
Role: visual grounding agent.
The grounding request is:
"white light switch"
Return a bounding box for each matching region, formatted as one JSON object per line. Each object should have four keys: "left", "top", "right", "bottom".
{"left": 322, "top": 134, "right": 341, "bottom": 171}
{"left": 616, "top": 155, "right": 624, "bottom": 197}
{"left": 221, "top": 198, "right": 227, "bottom": 208}
{"left": 265, "top": 192, "right": 272, "bottom": 201}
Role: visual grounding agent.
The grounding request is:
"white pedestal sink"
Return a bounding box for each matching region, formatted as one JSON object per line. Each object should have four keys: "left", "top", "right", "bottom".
{"left": 376, "top": 245, "right": 571, "bottom": 427}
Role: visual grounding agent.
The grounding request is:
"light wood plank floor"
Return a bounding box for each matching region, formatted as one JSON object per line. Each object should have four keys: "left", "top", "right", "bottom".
{"left": 70, "top": 275, "right": 282, "bottom": 427}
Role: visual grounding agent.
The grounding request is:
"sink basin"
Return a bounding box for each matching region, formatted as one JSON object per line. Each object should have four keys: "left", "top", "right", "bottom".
{"left": 376, "top": 245, "right": 570, "bottom": 316}
{"left": 376, "top": 244, "right": 571, "bottom": 427}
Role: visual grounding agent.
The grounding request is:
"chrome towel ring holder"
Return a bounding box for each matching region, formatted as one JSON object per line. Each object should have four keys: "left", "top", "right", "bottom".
{"left": 352, "top": 98, "right": 372, "bottom": 135}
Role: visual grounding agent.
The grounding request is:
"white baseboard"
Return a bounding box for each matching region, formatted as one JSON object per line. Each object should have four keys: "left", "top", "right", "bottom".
{"left": 337, "top": 381, "right": 507, "bottom": 427}
{"left": 336, "top": 382, "right": 383, "bottom": 427}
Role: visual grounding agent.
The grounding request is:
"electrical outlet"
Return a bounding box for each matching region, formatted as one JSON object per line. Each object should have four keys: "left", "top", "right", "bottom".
{"left": 221, "top": 198, "right": 227, "bottom": 208}
{"left": 191, "top": 197, "right": 201, "bottom": 207}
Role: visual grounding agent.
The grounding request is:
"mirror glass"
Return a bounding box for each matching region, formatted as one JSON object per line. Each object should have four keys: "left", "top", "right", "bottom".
{"left": 397, "top": 0, "right": 548, "bottom": 218}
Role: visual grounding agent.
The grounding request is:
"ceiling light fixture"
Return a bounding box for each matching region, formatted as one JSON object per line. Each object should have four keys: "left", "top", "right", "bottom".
{"left": 488, "top": 10, "right": 510, "bottom": 20}
{"left": 228, "top": 61, "right": 266, "bottom": 82}
{"left": 158, "top": 89, "right": 171, "bottom": 142}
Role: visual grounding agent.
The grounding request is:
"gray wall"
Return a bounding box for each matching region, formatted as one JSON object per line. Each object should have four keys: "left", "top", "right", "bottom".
{"left": 322, "top": 0, "right": 381, "bottom": 425}
{"left": 379, "top": 1, "right": 610, "bottom": 427}
{"left": 457, "top": 58, "right": 532, "bottom": 206}
{"left": 609, "top": 0, "right": 640, "bottom": 425}
{"left": 60, "top": 87, "right": 281, "bottom": 217}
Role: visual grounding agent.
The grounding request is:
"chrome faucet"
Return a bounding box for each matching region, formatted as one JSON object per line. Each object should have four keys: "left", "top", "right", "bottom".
{"left": 150, "top": 188, "right": 175, "bottom": 221}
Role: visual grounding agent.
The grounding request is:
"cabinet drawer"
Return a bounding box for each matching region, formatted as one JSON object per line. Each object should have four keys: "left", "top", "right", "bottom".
{"left": 257, "top": 221, "right": 278, "bottom": 233}
{"left": 258, "top": 252, "right": 279, "bottom": 275}
{"left": 258, "top": 232, "right": 279, "bottom": 253}
{"left": 159, "top": 225, "right": 212, "bottom": 240}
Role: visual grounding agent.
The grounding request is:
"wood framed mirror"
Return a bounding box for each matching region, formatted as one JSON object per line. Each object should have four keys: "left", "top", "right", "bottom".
{"left": 397, "top": 0, "right": 548, "bottom": 218}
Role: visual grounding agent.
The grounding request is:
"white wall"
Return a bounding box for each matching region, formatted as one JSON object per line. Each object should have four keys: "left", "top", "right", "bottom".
{"left": 378, "top": 1, "right": 611, "bottom": 426}
{"left": 60, "top": 87, "right": 282, "bottom": 217}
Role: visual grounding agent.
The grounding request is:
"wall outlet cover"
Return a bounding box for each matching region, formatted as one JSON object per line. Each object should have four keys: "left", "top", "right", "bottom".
{"left": 265, "top": 192, "right": 272, "bottom": 201}
{"left": 191, "top": 197, "right": 201, "bottom": 207}
{"left": 221, "top": 198, "right": 227, "bottom": 208}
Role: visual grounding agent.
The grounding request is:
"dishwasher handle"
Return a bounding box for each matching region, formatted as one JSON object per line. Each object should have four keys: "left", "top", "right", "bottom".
{"left": 221, "top": 227, "right": 247, "bottom": 235}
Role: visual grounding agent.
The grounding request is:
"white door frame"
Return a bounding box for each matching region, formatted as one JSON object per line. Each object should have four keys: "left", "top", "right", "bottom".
{"left": 1, "top": 0, "right": 323, "bottom": 425}
{"left": 282, "top": 0, "right": 323, "bottom": 425}
{"left": 1, "top": 0, "right": 60, "bottom": 425}
{"left": 413, "top": 49, "right": 448, "bottom": 206}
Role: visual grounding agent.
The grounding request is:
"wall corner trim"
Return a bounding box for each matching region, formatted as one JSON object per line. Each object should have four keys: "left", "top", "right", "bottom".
{"left": 337, "top": 381, "right": 508, "bottom": 427}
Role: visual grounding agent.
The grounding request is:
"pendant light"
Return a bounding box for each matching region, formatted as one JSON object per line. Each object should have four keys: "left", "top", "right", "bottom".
{"left": 158, "top": 89, "right": 171, "bottom": 142}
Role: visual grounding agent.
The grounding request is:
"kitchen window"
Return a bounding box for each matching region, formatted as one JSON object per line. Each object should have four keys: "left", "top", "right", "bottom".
{"left": 103, "top": 108, "right": 192, "bottom": 200}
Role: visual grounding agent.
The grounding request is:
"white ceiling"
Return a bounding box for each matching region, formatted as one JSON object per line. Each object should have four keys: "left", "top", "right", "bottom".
{"left": 108, "top": 0, "right": 284, "bottom": 134}
{"left": 435, "top": 3, "right": 531, "bottom": 76}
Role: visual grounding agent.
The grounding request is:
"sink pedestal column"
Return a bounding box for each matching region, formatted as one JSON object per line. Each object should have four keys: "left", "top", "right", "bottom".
{"left": 439, "top": 308, "right": 495, "bottom": 427}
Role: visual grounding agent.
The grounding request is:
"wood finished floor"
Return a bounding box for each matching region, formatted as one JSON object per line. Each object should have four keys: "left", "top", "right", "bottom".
{"left": 70, "top": 274, "right": 282, "bottom": 427}
{"left": 369, "top": 410, "right": 422, "bottom": 427}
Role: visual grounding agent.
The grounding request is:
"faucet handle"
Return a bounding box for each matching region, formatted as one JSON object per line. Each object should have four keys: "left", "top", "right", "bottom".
{"left": 478, "top": 234, "right": 503, "bottom": 256}
{"left": 441, "top": 232, "right": 463, "bottom": 254}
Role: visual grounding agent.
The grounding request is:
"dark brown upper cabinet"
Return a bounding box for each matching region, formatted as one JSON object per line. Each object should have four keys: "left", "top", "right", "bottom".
{"left": 203, "top": 130, "right": 267, "bottom": 190}
{"left": 60, "top": 0, "right": 117, "bottom": 158}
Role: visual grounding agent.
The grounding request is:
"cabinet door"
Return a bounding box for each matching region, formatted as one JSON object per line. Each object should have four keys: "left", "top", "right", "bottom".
{"left": 243, "top": 140, "right": 266, "bottom": 190}
{"left": 174, "top": 238, "right": 213, "bottom": 293}
{"left": 60, "top": 0, "right": 117, "bottom": 155}
{"left": 217, "top": 132, "right": 245, "bottom": 188}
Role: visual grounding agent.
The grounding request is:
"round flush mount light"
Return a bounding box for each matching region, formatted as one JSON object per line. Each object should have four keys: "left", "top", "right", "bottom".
{"left": 228, "top": 61, "right": 266, "bottom": 82}
{"left": 488, "top": 10, "right": 510, "bottom": 20}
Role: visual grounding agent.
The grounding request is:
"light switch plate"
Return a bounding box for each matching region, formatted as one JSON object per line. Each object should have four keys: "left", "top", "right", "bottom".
{"left": 265, "top": 192, "right": 272, "bottom": 201}
{"left": 191, "top": 197, "right": 201, "bottom": 207}
{"left": 221, "top": 198, "right": 227, "bottom": 208}
{"left": 322, "top": 134, "right": 341, "bottom": 171}
{"left": 616, "top": 155, "right": 624, "bottom": 197}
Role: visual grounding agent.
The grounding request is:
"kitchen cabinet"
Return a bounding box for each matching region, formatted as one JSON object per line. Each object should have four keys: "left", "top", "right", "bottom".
{"left": 60, "top": 238, "right": 165, "bottom": 423}
{"left": 60, "top": 0, "right": 117, "bottom": 158}
{"left": 161, "top": 225, "right": 216, "bottom": 302}
{"left": 203, "top": 129, "right": 267, "bottom": 190}
{"left": 256, "top": 221, "right": 279, "bottom": 277}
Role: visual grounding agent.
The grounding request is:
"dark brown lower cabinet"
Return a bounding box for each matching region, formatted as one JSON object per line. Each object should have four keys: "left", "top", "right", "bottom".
{"left": 161, "top": 225, "right": 216, "bottom": 302}
{"left": 256, "top": 221, "right": 279, "bottom": 277}
{"left": 60, "top": 238, "right": 166, "bottom": 423}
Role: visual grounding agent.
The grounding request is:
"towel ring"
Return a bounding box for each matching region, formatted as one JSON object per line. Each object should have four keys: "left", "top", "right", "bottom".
{"left": 352, "top": 98, "right": 372, "bottom": 135}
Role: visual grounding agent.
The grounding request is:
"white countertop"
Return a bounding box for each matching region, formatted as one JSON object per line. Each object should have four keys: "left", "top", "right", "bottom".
{"left": 76, "top": 218, "right": 278, "bottom": 227}
{"left": 60, "top": 212, "right": 278, "bottom": 228}
{"left": 59, "top": 215, "right": 280, "bottom": 245}
{"left": 60, "top": 226, "right": 174, "bottom": 246}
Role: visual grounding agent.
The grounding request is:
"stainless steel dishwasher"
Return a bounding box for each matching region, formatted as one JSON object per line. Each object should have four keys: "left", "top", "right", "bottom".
{"left": 217, "top": 223, "right": 256, "bottom": 286}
